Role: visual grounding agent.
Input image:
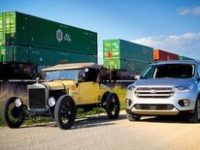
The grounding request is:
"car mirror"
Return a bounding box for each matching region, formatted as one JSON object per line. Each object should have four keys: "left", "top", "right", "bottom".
{"left": 134, "top": 75, "right": 140, "bottom": 80}
{"left": 84, "top": 68, "right": 89, "bottom": 73}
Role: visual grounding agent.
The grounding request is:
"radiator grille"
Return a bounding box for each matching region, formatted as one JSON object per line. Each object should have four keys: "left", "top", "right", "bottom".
{"left": 134, "top": 104, "right": 174, "bottom": 110}
{"left": 28, "top": 88, "right": 46, "bottom": 109}
{"left": 135, "top": 87, "right": 174, "bottom": 98}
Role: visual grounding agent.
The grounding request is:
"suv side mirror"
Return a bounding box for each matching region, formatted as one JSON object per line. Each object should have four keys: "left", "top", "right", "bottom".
{"left": 135, "top": 75, "right": 140, "bottom": 80}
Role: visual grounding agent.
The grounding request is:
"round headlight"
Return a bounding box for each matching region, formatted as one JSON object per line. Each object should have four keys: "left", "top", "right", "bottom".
{"left": 48, "top": 97, "right": 56, "bottom": 107}
{"left": 15, "top": 98, "right": 22, "bottom": 107}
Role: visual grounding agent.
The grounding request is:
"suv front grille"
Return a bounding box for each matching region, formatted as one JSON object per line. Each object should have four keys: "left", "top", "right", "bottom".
{"left": 135, "top": 87, "right": 174, "bottom": 98}
{"left": 28, "top": 88, "right": 46, "bottom": 109}
{"left": 134, "top": 104, "right": 174, "bottom": 110}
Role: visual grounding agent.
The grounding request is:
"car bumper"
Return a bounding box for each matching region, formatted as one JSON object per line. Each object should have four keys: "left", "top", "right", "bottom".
{"left": 125, "top": 90, "right": 197, "bottom": 116}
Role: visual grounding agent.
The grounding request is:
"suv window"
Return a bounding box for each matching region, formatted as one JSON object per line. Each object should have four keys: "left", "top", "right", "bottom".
{"left": 141, "top": 64, "right": 194, "bottom": 79}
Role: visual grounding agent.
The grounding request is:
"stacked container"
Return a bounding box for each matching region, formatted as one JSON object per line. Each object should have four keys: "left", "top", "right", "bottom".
{"left": 103, "top": 39, "right": 153, "bottom": 75}
{"left": 153, "top": 49, "right": 178, "bottom": 61}
{"left": 179, "top": 55, "right": 193, "bottom": 60}
{"left": 0, "top": 11, "right": 97, "bottom": 66}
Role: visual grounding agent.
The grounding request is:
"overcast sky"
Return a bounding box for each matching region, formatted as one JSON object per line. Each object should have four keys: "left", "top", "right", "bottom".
{"left": 1, "top": 0, "right": 200, "bottom": 64}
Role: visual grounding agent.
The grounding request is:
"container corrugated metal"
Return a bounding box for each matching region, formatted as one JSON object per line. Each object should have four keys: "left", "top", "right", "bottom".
{"left": 0, "top": 11, "right": 97, "bottom": 55}
{"left": 0, "top": 12, "right": 17, "bottom": 45}
{"left": 179, "top": 55, "right": 193, "bottom": 60}
{"left": 153, "top": 49, "right": 179, "bottom": 61}
{"left": 0, "top": 45, "right": 33, "bottom": 63}
{"left": 103, "top": 39, "right": 153, "bottom": 75}
{"left": 0, "top": 45, "right": 97, "bottom": 65}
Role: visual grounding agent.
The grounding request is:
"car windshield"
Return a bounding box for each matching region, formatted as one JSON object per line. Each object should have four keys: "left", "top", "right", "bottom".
{"left": 44, "top": 69, "right": 81, "bottom": 81}
{"left": 141, "top": 64, "right": 194, "bottom": 79}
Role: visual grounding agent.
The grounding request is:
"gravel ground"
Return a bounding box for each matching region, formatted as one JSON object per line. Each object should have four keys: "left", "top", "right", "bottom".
{"left": 1, "top": 111, "right": 200, "bottom": 150}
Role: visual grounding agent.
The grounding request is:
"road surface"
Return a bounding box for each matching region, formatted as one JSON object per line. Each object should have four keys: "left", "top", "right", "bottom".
{"left": 0, "top": 111, "right": 200, "bottom": 150}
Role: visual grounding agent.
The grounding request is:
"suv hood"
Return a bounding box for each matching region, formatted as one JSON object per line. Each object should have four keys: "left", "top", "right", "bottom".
{"left": 135, "top": 78, "right": 195, "bottom": 87}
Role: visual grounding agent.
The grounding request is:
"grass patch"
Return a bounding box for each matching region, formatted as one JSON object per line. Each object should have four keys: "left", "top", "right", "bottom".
{"left": 24, "top": 117, "right": 53, "bottom": 125}
{"left": 77, "top": 107, "right": 105, "bottom": 118}
{"left": 0, "top": 114, "right": 4, "bottom": 127}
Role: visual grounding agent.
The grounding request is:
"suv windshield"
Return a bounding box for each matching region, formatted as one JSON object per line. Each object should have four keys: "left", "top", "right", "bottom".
{"left": 141, "top": 64, "right": 194, "bottom": 79}
{"left": 44, "top": 69, "right": 81, "bottom": 81}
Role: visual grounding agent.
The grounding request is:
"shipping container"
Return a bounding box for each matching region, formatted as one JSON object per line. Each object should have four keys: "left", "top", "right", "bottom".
{"left": 0, "top": 45, "right": 97, "bottom": 65}
{"left": 103, "top": 39, "right": 120, "bottom": 69}
{"left": 179, "top": 55, "right": 193, "bottom": 60}
{"left": 0, "top": 11, "right": 97, "bottom": 55}
{"left": 153, "top": 49, "right": 179, "bottom": 61}
{"left": 103, "top": 39, "right": 153, "bottom": 75}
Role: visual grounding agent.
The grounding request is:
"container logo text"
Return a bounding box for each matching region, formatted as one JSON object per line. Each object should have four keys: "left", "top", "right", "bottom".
{"left": 56, "top": 29, "right": 71, "bottom": 43}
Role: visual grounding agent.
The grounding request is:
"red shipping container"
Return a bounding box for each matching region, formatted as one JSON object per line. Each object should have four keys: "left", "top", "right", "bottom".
{"left": 153, "top": 49, "right": 179, "bottom": 61}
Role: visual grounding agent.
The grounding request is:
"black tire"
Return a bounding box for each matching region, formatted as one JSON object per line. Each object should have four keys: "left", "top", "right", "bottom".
{"left": 127, "top": 113, "right": 140, "bottom": 121}
{"left": 105, "top": 93, "right": 120, "bottom": 119}
{"left": 3, "top": 97, "right": 25, "bottom": 128}
{"left": 54, "top": 95, "right": 76, "bottom": 129}
{"left": 188, "top": 97, "right": 200, "bottom": 123}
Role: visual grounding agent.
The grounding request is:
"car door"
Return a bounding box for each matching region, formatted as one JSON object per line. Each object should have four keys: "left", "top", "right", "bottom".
{"left": 78, "top": 81, "right": 99, "bottom": 105}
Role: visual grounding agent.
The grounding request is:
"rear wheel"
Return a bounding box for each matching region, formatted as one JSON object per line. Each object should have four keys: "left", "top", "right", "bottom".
{"left": 54, "top": 95, "right": 76, "bottom": 129}
{"left": 188, "top": 97, "right": 200, "bottom": 123}
{"left": 3, "top": 97, "right": 25, "bottom": 128}
{"left": 105, "top": 93, "right": 120, "bottom": 119}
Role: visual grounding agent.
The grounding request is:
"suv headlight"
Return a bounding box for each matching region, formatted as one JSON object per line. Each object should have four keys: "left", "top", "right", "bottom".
{"left": 175, "top": 85, "right": 193, "bottom": 92}
{"left": 127, "top": 84, "right": 136, "bottom": 91}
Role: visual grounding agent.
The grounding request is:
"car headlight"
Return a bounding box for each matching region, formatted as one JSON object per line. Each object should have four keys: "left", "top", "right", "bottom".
{"left": 175, "top": 85, "right": 192, "bottom": 92}
{"left": 127, "top": 84, "right": 136, "bottom": 91}
{"left": 48, "top": 97, "right": 56, "bottom": 107}
{"left": 15, "top": 98, "right": 22, "bottom": 107}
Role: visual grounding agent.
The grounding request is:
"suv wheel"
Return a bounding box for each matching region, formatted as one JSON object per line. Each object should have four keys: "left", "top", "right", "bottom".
{"left": 127, "top": 113, "right": 140, "bottom": 121}
{"left": 3, "top": 97, "right": 25, "bottom": 128}
{"left": 188, "top": 97, "right": 200, "bottom": 123}
{"left": 54, "top": 95, "right": 76, "bottom": 129}
{"left": 105, "top": 93, "right": 120, "bottom": 119}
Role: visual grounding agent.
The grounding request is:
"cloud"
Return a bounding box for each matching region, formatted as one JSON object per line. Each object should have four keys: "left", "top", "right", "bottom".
{"left": 178, "top": 6, "right": 200, "bottom": 16}
{"left": 132, "top": 32, "right": 200, "bottom": 59}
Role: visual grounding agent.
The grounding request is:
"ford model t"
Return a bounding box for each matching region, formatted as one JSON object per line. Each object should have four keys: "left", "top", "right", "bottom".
{"left": 3, "top": 63, "right": 120, "bottom": 129}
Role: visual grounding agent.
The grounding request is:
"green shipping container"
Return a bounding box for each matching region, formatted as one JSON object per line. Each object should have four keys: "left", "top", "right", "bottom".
{"left": 103, "top": 39, "right": 153, "bottom": 75}
{"left": 0, "top": 11, "right": 97, "bottom": 55}
{"left": 179, "top": 55, "right": 193, "bottom": 60}
{"left": 0, "top": 45, "right": 97, "bottom": 65}
{"left": 0, "top": 45, "right": 29, "bottom": 63}
{"left": 103, "top": 39, "right": 120, "bottom": 69}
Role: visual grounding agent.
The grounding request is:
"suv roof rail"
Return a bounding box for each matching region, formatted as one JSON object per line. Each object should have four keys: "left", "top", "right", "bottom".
{"left": 153, "top": 59, "right": 200, "bottom": 64}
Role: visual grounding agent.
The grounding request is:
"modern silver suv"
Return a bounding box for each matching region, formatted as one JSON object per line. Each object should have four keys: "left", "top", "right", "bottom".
{"left": 125, "top": 60, "right": 200, "bottom": 122}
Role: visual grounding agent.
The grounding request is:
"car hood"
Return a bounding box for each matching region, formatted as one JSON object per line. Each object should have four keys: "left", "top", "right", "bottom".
{"left": 43, "top": 80, "right": 76, "bottom": 90}
{"left": 135, "top": 78, "right": 195, "bottom": 87}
